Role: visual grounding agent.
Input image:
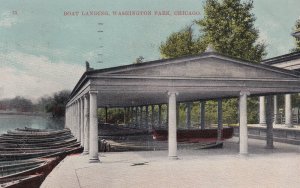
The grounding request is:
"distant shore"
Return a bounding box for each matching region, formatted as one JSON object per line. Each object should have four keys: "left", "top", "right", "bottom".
{"left": 0, "top": 111, "right": 50, "bottom": 117}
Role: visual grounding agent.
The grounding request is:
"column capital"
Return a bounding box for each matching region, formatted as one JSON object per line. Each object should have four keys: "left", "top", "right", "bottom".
{"left": 83, "top": 93, "right": 89, "bottom": 99}
{"left": 89, "top": 90, "right": 98, "bottom": 95}
{"left": 240, "top": 90, "right": 250, "bottom": 96}
{"left": 167, "top": 91, "right": 179, "bottom": 96}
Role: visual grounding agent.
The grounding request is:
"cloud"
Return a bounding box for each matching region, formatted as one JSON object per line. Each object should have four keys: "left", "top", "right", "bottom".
{"left": 0, "top": 51, "right": 85, "bottom": 100}
{"left": 0, "top": 11, "right": 18, "bottom": 28}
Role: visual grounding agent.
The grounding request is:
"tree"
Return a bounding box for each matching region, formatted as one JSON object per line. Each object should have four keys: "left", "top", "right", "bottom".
{"left": 160, "top": 26, "right": 206, "bottom": 58}
{"left": 161, "top": 0, "right": 266, "bottom": 62}
{"left": 44, "top": 90, "right": 71, "bottom": 117}
{"left": 35, "top": 96, "right": 53, "bottom": 112}
{"left": 197, "top": 0, "right": 266, "bottom": 62}
{"left": 291, "top": 18, "right": 300, "bottom": 52}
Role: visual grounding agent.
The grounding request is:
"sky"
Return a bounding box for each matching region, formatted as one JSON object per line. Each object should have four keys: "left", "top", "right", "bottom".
{"left": 0, "top": 0, "right": 299, "bottom": 101}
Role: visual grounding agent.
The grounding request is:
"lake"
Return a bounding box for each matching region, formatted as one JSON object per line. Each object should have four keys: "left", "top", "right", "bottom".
{"left": 0, "top": 114, "right": 65, "bottom": 134}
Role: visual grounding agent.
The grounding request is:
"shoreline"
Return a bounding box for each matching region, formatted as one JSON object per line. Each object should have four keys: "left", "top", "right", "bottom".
{"left": 0, "top": 111, "right": 50, "bottom": 117}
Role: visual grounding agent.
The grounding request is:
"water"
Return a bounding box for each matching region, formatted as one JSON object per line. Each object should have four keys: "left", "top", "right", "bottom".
{"left": 0, "top": 114, "right": 65, "bottom": 134}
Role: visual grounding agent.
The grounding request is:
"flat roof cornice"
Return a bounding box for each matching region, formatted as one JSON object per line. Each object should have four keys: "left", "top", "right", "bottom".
{"left": 262, "top": 51, "right": 300, "bottom": 65}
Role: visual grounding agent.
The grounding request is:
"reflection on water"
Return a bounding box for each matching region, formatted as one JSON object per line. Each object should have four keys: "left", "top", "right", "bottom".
{"left": 0, "top": 114, "right": 65, "bottom": 134}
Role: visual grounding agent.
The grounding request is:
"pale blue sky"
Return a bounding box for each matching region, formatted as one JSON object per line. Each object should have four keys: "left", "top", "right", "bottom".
{"left": 0, "top": 0, "right": 299, "bottom": 100}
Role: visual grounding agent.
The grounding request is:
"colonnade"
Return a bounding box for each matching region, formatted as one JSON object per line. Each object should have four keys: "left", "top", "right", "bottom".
{"left": 65, "top": 90, "right": 286, "bottom": 160}
{"left": 65, "top": 91, "right": 99, "bottom": 163}
{"left": 165, "top": 91, "right": 276, "bottom": 157}
{"left": 166, "top": 91, "right": 254, "bottom": 158}
{"left": 112, "top": 102, "right": 211, "bottom": 130}
{"left": 259, "top": 94, "right": 293, "bottom": 127}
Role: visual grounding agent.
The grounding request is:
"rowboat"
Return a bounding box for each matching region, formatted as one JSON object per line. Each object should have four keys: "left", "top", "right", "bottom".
{"left": 0, "top": 142, "right": 80, "bottom": 151}
{"left": 152, "top": 127, "right": 234, "bottom": 142}
{"left": 0, "top": 174, "right": 44, "bottom": 188}
{"left": 0, "top": 146, "right": 82, "bottom": 161}
{"left": 0, "top": 131, "right": 71, "bottom": 138}
{"left": 0, "top": 134, "right": 74, "bottom": 143}
{"left": 0, "top": 127, "right": 83, "bottom": 187}
{"left": 0, "top": 137, "right": 77, "bottom": 146}
{"left": 0, "top": 157, "right": 57, "bottom": 179}
{"left": 6, "top": 128, "right": 71, "bottom": 136}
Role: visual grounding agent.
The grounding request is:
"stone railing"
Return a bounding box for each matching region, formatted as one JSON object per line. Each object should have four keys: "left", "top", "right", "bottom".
{"left": 232, "top": 125, "right": 300, "bottom": 145}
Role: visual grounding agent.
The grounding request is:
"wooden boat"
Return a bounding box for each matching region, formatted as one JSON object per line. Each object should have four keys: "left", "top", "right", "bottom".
{"left": 6, "top": 128, "right": 71, "bottom": 136}
{"left": 1, "top": 131, "right": 71, "bottom": 138}
{"left": 152, "top": 127, "right": 234, "bottom": 142}
{"left": 0, "top": 134, "right": 74, "bottom": 143}
{"left": 0, "top": 146, "right": 82, "bottom": 161}
{"left": 0, "top": 157, "right": 57, "bottom": 179}
{"left": 0, "top": 137, "right": 77, "bottom": 146}
{"left": 0, "top": 142, "right": 80, "bottom": 151}
{"left": 0, "top": 174, "right": 44, "bottom": 188}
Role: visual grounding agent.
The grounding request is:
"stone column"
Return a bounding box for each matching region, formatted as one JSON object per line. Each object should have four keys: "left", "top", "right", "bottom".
{"left": 74, "top": 102, "right": 78, "bottom": 142}
{"left": 158, "top": 104, "right": 162, "bottom": 127}
{"left": 69, "top": 105, "right": 72, "bottom": 133}
{"left": 123, "top": 107, "right": 126, "bottom": 125}
{"left": 89, "top": 91, "right": 99, "bottom": 163}
{"left": 104, "top": 106, "right": 108, "bottom": 124}
{"left": 273, "top": 95, "right": 278, "bottom": 125}
{"left": 83, "top": 95, "right": 89, "bottom": 155}
{"left": 259, "top": 96, "right": 266, "bottom": 126}
{"left": 70, "top": 105, "right": 73, "bottom": 132}
{"left": 200, "top": 101, "right": 206, "bottom": 130}
{"left": 217, "top": 98, "right": 223, "bottom": 142}
{"left": 71, "top": 104, "right": 75, "bottom": 137}
{"left": 135, "top": 107, "right": 138, "bottom": 127}
{"left": 65, "top": 106, "right": 68, "bottom": 128}
{"left": 151, "top": 105, "right": 155, "bottom": 128}
{"left": 239, "top": 91, "right": 249, "bottom": 155}
{"left": 285, "top": 94, "right": 292, "bottom": 127}
{"left": 185, "top": 102, "right": 192, "bottom": 129}
{"left": 77, "top": 100, "right": 81, "bottom": 143}
{"left": 128, "top": 107, "right": 131, "bottom": 125}
{"left": 266, "top": 95, "right": 274, "bottom": 149}
{"left": 80, "top": 98, "right": 84, "bottom": 146}
{"left": 168, "top": 92, "right": 178, "bottom": 159}
{"left": 176, "top": 103, "right": 179, "bottom": 127}
{"left": 74, "top": 103, "right": 76, "bottom": 135}
{"left": 166, "top": 104, "right": 169, "bottom": 126}
{"left": 140, "top": 106, "right": 143, "bottom": 128}
{"left": 145, "top": 106, "right": 149, "bottom": 129}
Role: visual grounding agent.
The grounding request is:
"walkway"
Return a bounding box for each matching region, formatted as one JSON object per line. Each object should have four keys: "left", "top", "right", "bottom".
{"left": 41, "top": 138, "right": 300, "bottom": 188}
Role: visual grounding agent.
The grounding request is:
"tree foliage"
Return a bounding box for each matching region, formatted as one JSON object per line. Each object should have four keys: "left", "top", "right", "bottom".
{"left": 291, "top": 18, "right": 300, "bottom": 52}
{"left": 197, "top": 0, "right": 266, "bottom": 62}
{"left": 0, "top": 96, "right": 33, "bottom": 112}
{"left": 160, "top": 0, "right": 266, "bottom": 62}
{"left": 160, "top": 26, "right": 206, "bottom": 58}
{"left": 46, "top": 90, "right": 71, "bottom": 117}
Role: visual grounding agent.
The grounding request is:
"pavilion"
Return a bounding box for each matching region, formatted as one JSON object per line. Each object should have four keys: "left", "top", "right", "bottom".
{"left": 65, "top": 47, "right": 300, "bottom": 163}
{"left": 262, "top": 51, "right": 300, "bottom": 127}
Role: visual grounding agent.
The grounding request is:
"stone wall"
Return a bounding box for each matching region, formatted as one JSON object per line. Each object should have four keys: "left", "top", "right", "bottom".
{"left": 232, "top": 125, "right": 300, "bottom": 145}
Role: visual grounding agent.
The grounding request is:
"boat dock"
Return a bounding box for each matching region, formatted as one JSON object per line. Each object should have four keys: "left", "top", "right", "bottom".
{"left": 41, "top": 137, "right": 300, "bottom": 188}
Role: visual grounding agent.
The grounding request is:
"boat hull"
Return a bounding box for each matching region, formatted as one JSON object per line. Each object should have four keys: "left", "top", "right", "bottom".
{"left": 152, "top": 127, "right": 234, "bottom": 142}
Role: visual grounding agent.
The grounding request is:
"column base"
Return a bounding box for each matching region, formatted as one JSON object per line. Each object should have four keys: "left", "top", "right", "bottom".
{"left": 265, "top": 145, "right": 274, "bottom": 149}
{"left": 89, "top": 158, "right": 100, "bottom": 163}
{"left": 239, "top": 153, "right": 249, "bottom": 157}
{"left": 82, "top": 151, "right": 89, "bottom": 155}
{"left": 286, "top": 124, "right": 294, "bottom": 128}
{"left": 168, "top": 156, "right": 179, "bottom": 160}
